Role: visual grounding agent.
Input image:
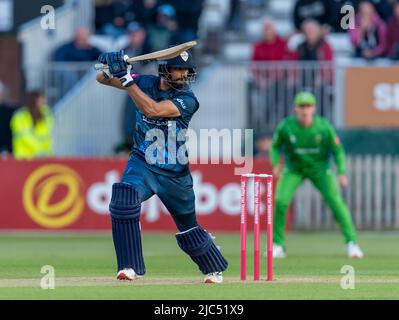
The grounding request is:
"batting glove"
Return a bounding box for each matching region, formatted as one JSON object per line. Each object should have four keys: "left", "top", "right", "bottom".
{"left": 98, "top": 51, "right": 127, "bottom": 78}
{"left": 119, "top": 55, "right": 136, "bottom": 87}
{"left": 97, "top": 52, "right": 107, "bottom": 65}
{"left": 102, "top": 68, "right": 114, "bottom": 80}
{"left": 105, "top": 50, "right": 129, "bottom": 78}
{"left": 97, "top": 53, "right": 113, "bottom": 79}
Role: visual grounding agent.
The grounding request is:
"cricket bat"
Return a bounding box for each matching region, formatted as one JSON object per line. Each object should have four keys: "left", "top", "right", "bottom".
{"left": 94, "top": 40, "right": 197, "bottom": 71}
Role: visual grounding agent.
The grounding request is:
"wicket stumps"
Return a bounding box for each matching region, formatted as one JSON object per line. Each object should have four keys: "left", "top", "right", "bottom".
{"left": 240, "top": 174, "right": 274, "bottom": 281}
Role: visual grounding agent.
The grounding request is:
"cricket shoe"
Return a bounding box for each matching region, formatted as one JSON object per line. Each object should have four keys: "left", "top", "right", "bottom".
{"left": 347, "top": 242, "right": 364, "bottom": 259}
{"left": 204, "top": 272, "right": 223, "bottom": 284}
{"left": 264, "top": 244, "right": 286, "bottom": 258}
{"left": 116, "top": 268, "right": 142, "bottom": 281}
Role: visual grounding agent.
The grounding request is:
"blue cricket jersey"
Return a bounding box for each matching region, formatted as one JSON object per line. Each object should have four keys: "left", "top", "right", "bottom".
{"left": 130, "top": 75, "right": 199, "bottom": 176}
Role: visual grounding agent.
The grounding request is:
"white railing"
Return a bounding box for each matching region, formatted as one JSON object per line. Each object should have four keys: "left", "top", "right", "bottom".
{"left": 24, "top": 62, "right": 95, "bottom": 106}
{"left": 294, "top": 155, "right": 399, "bottom": 230}
{"left": 192, "top": 60, "right": 340, "bottom": 145}
{"left": 18, "top": 5, "right": 75, "bottom": 91}
{"left": 52, "top": 67, "right": 127, "bottom": 156}
{"left": 194, "top": 59, "right": 399, "bottom": 136}
{"left": 247, "top": 61, "right": 335, "bottom": 133}
{"left": 24, "top": 62, "right": 127, "bottom": 156}
{"left": 70, "top": 0, "right": 95, "bottom": 31}
{"left": 18, "top": 0, "right": 95, "bottom": 91}
{"left": 42, "top": 62, "right": 95, "bottom": 106}
{"left": 38, "top": 62, "right": 129, "bottom": 156}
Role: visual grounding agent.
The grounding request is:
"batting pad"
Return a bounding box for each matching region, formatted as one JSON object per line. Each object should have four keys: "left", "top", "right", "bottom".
{"left": 109, "top": 183, "right": 145, "bottom": 275}
{"left": 176, "top": 226, "right": 228, "bottom": 275}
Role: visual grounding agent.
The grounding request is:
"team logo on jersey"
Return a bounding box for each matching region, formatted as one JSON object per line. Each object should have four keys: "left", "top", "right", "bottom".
{"left": 290, "top": 134, "right": 296, "bottom": 144}
{"left": 316, "top": 134, "right": 322, "bottom": 144}
{"left": 176, "top": 98, "right": 187, "bottom": 109}
{"left": 180, "top": 51, "right": 189, "bottom": 61}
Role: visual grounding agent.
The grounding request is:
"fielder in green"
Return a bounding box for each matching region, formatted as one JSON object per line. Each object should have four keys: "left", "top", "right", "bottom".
{"left": 269, "top": 91, "right": 363, "bottom": 259}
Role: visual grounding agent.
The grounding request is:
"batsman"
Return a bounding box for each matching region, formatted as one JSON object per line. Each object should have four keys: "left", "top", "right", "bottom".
{"left": 270, "top": 91, "right": 364, "bottom": 259}
{"left": 95, "top": 49, "right": 228, "bottom": 283}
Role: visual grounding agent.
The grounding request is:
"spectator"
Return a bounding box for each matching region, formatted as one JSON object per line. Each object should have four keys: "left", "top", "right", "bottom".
{"left": 252, "top": 18, "right": 289, "bottom": 62}
{"left": 96, "top": 0, "right": 136, "bottom": 33}
{"left": 349, "top": 1, "right": 388, "bottom": 59}
{"left": 99, "top": 14, "right": 127, "bottom": 38}
{"left": 95, "top": 0, "right": 115, "bottom": 31}
{"left": 10, "top": 91, "right": 54, "bottom": 160}
{"left": 251, "top": 18, "right": 289, "bottom": 88}
{"left": 227, "top": 0, "right": 242, "bottom": 31}
{"left": 163, "top": 0, "right": 205, "bottom": 44}
{"left": 292, "top": 20, "right": 334, "bottom": 117}
{"left": 54, "top": 27, "right": 102, "bottom": 62}
{"left": 131, "top": 0, "right": 159, "bottom": 28}
{"left": 124, "top": 22, "right": 152, "bottom": 63}
{"left": 338, "top": 0, "right": 393, "bottom": 21}
{"left": 295, "top": 19, "right": 334, "bottom": 62}
{"left": 147, "top": 4, "right": 177, "bottom": 52}
{"left": 255, "top": 134, "right": 273, "bottom": 160}
{"left": 98, "top": 0, "right": 132, "bottom": 38}
{"left": 0, "top": 81, "right": 16, "bottom": 154}
{"left": 387, "top": 1, "right": 399, "bottom": 59}
{"left": 293, "top": 0, "right": 336, "bottom": 31}
{"left": 367, "top": 0, "right": 393, "bottom": 21}
{"left": 53, "top": 27, "right": 102, "bottom": 99}
{"left": 248, "top": 19, "right": 292, "bottom": 133}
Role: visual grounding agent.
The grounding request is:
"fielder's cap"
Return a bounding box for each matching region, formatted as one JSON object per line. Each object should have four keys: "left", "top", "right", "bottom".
{"left": 294, "top": 91, "right": 316, "bottom": 106}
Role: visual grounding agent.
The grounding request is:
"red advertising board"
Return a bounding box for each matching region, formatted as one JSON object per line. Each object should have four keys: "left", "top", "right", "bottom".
{"left": 0, "top": 158, "right": 286, "bottom": 232}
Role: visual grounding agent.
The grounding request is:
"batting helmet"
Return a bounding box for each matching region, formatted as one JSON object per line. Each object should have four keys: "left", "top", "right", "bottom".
{"left": 158, "top": 50, "right": 197, "bottom": 90}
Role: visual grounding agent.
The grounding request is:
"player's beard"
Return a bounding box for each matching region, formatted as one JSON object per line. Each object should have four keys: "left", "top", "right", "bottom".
{"left": 169, "top": 77, "right": 187, "bottom": 90}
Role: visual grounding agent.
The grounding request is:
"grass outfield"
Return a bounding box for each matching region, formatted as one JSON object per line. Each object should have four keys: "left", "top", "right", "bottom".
{"left": 0, "top": 232, "right": 398, "bottom": 299}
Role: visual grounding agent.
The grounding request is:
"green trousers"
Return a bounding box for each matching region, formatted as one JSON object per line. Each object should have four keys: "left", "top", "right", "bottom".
{"left": 273, "top": 168, "right": 358, "bottom": 246}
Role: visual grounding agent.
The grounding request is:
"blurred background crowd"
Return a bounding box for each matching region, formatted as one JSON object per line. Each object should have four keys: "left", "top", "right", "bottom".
{"left": 0, "top": 0, "right": 399, "bottom": 159}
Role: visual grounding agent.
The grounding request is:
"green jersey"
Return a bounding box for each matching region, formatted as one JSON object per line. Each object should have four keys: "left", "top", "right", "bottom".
{"left": 270, "top": 115, "right": 346, "bottom": 175}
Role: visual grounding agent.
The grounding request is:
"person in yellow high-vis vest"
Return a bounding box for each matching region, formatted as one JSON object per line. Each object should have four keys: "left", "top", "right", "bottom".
{"left": 10, "top": 91, "right": 54, "bottom": 159}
